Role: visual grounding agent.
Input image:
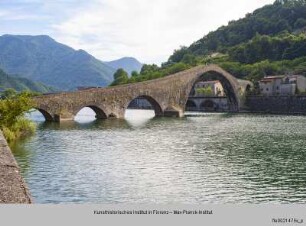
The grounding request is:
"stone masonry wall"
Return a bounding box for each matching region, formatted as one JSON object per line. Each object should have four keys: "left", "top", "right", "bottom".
{"left": 246, "top": 96, "right": 306, "bottom": 114}
{"left": 0, "top": 131, "right": 32, "bottom": 203}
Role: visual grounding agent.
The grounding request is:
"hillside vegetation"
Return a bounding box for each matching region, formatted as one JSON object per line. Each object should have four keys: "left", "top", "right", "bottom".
{"left": 0, "top": 35, "right": 115, "bottom": 91}
{"left": 111, "top": 0, "right": 306, "bottom": 86}
{"left": 0, "top": 68, "right": 55, "bottom": 93}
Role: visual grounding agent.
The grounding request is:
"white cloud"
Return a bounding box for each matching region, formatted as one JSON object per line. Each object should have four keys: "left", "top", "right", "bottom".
{"left": 52, "top": 0, "right": 275, "bottom": 64}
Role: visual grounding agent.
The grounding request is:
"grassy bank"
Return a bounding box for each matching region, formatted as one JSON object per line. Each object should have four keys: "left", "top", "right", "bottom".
{"left": 2, "top": 118, "right": 36, "bottom": 143}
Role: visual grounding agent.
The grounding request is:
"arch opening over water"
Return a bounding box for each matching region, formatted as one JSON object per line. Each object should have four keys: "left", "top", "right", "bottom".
{"left": 26, "top": 108, "right": 53, "bottom": 122}
{"left": 74, "top": 105, "right": 107, "bottom": 123}
{"left": 185, "top": 100, "right": 197, "bottom": 111}
{"left": 125, "top": 95, "right": 163, "bottom": 127}
{"left": 126, "top": 95, "right": 163, "bottom": 117}
{"left": 185, "top": 70, "right": 239, "bottom": 112}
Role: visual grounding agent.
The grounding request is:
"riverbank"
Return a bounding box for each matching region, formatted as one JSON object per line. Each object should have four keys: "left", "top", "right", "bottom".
{"left": 0, "top": 131, "right": 31, "bottom": 203}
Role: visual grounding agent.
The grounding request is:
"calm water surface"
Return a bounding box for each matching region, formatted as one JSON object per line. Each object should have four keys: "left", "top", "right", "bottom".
{"left": 11, "top": 109, "right": 306, "bottom": 204}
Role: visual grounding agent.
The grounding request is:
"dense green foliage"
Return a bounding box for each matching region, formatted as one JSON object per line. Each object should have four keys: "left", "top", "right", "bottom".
{"left": 169, "top": 0, "right": 306, "bottom": 61}
{"left": 228, "top": 33, "right": 306, "bottom": 63}
{"left": 219, "top": 56, "right": 306, "bottom": 82}
{"left": 0, "top": 68, "right": 55, "bottom": 93}
{"left": 110, "top": 69, "right": 129, "bottom": 86}
{"left": 195, "top": 87, "right": 213, "bottom": 96}
{"left": 109, "top": 63, "right": 192, "bottom": 85}
{"left": 110, "top": 0, "right": 306, "bottom": 86}
{"left": 0, "top": 35, "right": 116, "bottom": 91}
{"left": 0, "top": 89, "right": 36, "bottom": 142}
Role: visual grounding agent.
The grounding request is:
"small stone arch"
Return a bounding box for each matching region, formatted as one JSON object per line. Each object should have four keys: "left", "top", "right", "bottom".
{"left": 185, "top": 100, "right": 197, "bottom": 111}
{"left": 200, "top": 100, "right": 217, "bottom": 111}
{"left": 126, "top": 95, "right": 163, "bottom": 117}
{"left": 34, "top": 108, "right": 54, "bottom": 121}
{"left": 74, "top": 105, "right": 107, "bottom": 119}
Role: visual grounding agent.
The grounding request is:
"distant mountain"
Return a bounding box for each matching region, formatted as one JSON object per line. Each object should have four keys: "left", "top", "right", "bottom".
{"left": 0, "top": 68, "right": 55, "bottom": 93}
{"left": 0, "top": 35, "right": 115, "bottom": 91}
{"left": 105, "top": 57, "right": 143, "bottom": 75}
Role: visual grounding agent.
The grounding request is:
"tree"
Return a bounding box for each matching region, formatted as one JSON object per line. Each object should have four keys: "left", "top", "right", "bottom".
{"left": 140, "top": 64, "right": 159, "bottom": 74}
{"left": 110, "top": 68, "right": 129, "bottom": 86}
{"left": 168, "top": 46, "right": 190, "bottom": 63}
{"left": 181, "top": 54, "right": 199, "bottom": 66}
{"left": 0, "top": 88, "right": 17, "bottom": 99}
{"left": 163, "top": 63, "right": 189, "bottom": 75}
{"left": 131, "top": 71, "right": 139, "bottom": 78}
{"left": 294, "top": 18, "right": 306, "bottom": 29}
{"left": 0, "top": 89, "right": 35, "bottom": 142}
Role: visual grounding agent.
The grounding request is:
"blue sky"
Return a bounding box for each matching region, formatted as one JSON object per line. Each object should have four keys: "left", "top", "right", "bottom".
{"left": 0, "top": 0, "right": 275, "bottom": 64}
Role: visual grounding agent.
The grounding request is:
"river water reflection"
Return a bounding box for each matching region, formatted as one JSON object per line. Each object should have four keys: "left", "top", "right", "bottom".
{"left": 11, "top": 109, "right": 306, "bottom": 204}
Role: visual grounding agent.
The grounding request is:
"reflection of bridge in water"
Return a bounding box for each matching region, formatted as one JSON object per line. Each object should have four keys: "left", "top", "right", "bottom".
{"left": 33, "top": 64, "right": 253, "bottom": 122}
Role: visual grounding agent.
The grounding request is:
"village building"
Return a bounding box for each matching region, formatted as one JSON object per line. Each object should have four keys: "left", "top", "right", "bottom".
{"left": 259, "top": 75, "right": 306, "bottom": 95}
{"left": 193, "top": 80, "right": 225, "bottom": 97}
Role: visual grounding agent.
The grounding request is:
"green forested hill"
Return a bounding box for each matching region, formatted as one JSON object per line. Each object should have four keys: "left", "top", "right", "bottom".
{"left": 112, "top": 0, "right": 306, "bottom": 86}
{"left": 0, "top": 68, "right": 55, "bottom": 93}
{"left": 170, "top": 0, "right": 306, "bottom": 60}
{"left": 0, "top": 35, "right": 115, "bottom": 91}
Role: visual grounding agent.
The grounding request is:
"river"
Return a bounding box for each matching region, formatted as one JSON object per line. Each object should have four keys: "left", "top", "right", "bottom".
{"left": 10, "top": 108, "right": 306, "bottom": 204}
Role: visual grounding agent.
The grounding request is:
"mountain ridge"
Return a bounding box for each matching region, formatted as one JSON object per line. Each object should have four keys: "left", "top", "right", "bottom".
{"left": 0, "top": 67, "right": 56, "bottom": 93}
{"left": 104, "top": 57, "right": 143, "bottom": 75}
{"left": 0, "top": 34, "right": 115, "bottom": 91}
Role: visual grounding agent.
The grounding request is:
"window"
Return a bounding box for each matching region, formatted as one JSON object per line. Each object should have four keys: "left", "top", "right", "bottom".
{"left": 276, "top": 86, "right": 279, "bottom": 90}
{"left": 266, "top": 88, "right": 269, "bottom": 91}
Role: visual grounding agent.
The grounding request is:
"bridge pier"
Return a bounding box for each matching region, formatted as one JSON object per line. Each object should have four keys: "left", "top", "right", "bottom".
{"left": 54, "top": 115, "right": 74, "bottom": 122}
{"left": 53, "top": 111, "right": 75, "bottom": 122}
{"left": 155, "top": 112, "right": 164, "bottom": 117}
{"left": 163, "top": 106, "right": 184, "bottom": 117}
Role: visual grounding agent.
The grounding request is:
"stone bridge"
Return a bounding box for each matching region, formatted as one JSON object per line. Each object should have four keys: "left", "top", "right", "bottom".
{"left": 33, "top": 64, "right": 253, "bottom": 122}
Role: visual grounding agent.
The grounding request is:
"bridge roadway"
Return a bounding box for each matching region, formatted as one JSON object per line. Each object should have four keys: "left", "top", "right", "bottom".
{"left": 33, "top": 64, "right": 252, "bottom": 122}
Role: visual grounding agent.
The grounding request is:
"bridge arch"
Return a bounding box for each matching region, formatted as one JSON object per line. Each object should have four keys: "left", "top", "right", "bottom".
{"left": 185, "top": 100, "right": 197, "bottom": 111}
{"left": 32, "top": 108, "right": 54, "bottom": 121}
{"left": 185, "top": 66, "right": 240, "bottom": 112}
{"left": 125, "top": 95, "right": 163, "bottom": 117}
{"left": 73, "top": 105, "right": 107, "bottom": 120}
{"left": 200, "top": 100, "right": 217, "bottom": 111}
